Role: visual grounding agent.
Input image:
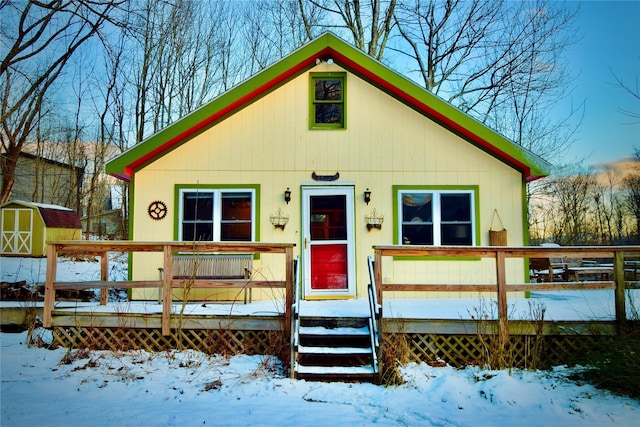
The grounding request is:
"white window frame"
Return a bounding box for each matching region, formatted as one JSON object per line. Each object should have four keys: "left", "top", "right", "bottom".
{"left": 397, "top": 189, "right": 476, "bottom": 246}
{"left": 178, "top": 188, "right": 256, "bottom": 242}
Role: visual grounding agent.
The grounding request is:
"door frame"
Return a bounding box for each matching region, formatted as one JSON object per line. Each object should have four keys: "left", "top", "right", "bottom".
{"left": 301, "top": 186, "right": 356, "bottom": 299}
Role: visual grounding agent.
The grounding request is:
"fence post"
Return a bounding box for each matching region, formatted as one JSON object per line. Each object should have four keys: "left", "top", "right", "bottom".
{"left": 43, "top": 243, "right": 58, "bottom": 328}
{"left": 162, "top": 244, "right": 174, "bottom": 336}
{"left": 613, "top": 250, "right": 626, "bottom": 332}
{"left": 99, "top": 251, "right": 109, "bottom": 305}
{"left": 284, "top": 246, "right": 293, "bottom": 337}
{"left": 374, "top": 249, "right": 383, "bottom": 310}
{"left": 495, "top": 250, "right": 509, "bottom": 347}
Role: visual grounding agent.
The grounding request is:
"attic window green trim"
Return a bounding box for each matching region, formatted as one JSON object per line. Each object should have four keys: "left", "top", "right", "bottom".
{"left": 310, "top": 73, "right": 345, "bottom": 129}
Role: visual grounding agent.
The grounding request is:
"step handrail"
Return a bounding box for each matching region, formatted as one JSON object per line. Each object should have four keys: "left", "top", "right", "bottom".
{"left": 367, "top": 256, "right": 381, "bottom": 378}
{"left": 290, "top": 256, "right": 300, "bottom": 379}
{"left": 367, "top": 256, "right": 380, "bottom": 316}
{"left": 368, "top": 286, "right": 379, "bottom": 375}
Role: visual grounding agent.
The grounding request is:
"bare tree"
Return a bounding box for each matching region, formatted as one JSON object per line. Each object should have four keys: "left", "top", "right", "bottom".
{"left": 127, "top": 0, "right": 244, "bottom": 141}
{"left": 544, "top": 171, "right": 597, "bottom": 245}
{"left": 0, "top": 0, "right": 125, "bottom": 204}
{"left": 623, "top": 149, "right": 640, "bottom": 242}
{"left": 300, "top": 0, "right": 397, "bottom": 59}
{"left": 592, "top": 164, "right": 625, "bottom": 244}
{"left": 83, "top": 35, "right": 127, "bottom": 238}
{"left": 393, "top": 0, "right": 579, "bottom": 160}
{"left": 245, "top": 0, "right": 320, "bottom": 72}
{"left": 611, "top": 71, "right": 640, "bottom": 240}
{"left": 611, "top": 70, "right": 640, "bottom": 123}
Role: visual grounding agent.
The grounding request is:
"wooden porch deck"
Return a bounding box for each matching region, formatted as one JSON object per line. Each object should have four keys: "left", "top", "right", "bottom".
{"left": 29, "top": 241, "right": 640, "bottom": 376}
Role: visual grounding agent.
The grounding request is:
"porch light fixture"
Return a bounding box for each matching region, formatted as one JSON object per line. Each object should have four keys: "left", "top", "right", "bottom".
{"left": 284, "top": 188, "right": 291, "bottom": 204}
{"left": 270, "top": 208, "right": 289, "bottom": 230}
{"left": 364, "top": 188, "right": 371, "bottom": 205}
{"left": 365, "top": 209, "right": 384, "bottom": 231}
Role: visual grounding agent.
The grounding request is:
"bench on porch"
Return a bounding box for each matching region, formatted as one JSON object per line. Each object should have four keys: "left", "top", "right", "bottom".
{"left": 166, "top": 254, "right": 254, "bottom": 303}
{"left": 529, "top": 257, "right": 568, "bottom": 282}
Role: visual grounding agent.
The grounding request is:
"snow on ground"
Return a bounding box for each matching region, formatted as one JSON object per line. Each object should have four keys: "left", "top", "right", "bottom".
{"left": 2, "top": 330, "right": 640, "bottom": 427}
{"left": 2, "top": 255, "right": 640, "bottom": 426}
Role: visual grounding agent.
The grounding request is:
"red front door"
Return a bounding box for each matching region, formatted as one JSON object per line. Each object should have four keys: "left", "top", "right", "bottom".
{"left": 303, "top": 187, "right": 355, "bottom": 297}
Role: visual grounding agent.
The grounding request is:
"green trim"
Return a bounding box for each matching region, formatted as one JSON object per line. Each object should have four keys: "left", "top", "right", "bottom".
{"left": 522, "top": 177, "right": 531, "bottom": 282}
{"left": 309, "top": 72, "right": 346, "bottom": 129}
{"left": 173, "top": 184, "right": 261, "bottom": 259}
{"left": 106, "top": 32, "right": 550, "bottom": 181}
{"left": 127, "top": 176, "right": 135, "bottom": 282}
{"left": 392, "top": 185, "right": 480, "bottom": 261}
{"left": 522, "top": 177, "right": 530, "bottom": 247}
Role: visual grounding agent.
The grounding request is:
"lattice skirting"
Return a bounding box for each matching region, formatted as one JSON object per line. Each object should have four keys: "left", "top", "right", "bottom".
{"left": 53, "top": 327, "right": 608, "bottom": 370}
{"left": 52, "top": 326, "right": 286, "bottom": 356}
{"left": 386, "top": 333, "right": 610, "bottom": 368}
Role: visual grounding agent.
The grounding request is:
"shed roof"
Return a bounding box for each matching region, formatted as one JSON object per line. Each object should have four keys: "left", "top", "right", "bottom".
{"left": 106, "top": 32, "right": 550, "bottom": 182}
{"left": 1, "top": 200, "right": 81, "bottom": 229}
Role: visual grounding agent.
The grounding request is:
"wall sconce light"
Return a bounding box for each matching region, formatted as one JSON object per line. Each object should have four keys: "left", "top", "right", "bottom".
{"left": 365, "top": 209, "right": 384, "bottom": 231}
{"left": 284, "top": 187, "right": 291, "bottom": 204}
{"left": 270, "top": 208, "right": 289, "bottom": 230}
{"left": 364, "top": 188, "right": 371, "bottom": 205}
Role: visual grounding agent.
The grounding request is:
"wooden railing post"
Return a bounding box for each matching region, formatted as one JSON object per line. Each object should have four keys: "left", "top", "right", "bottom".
{"left": 495, "top": 250, "right": 509, "bottom": 347}
{"left": 99, "top": 251, "right": 109, "bottom": 305}
{"left": 374, "top": 249, "right": 383, "bottom": 312}
{"left": 162, "top": 244, "right": 174, "bottom": 336}
{"left": 613, "top": 250, "right": 626, "bottom": 332}
{"left": 43, "top": 243, "right": 58, "bottom": 328}
{"left": 284, "top": 246, "right": 293, "bottom": 337}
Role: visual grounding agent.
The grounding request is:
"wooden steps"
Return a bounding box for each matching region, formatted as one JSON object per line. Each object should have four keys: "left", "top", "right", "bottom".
{"left": 292, "top": 313, "right": 377, "bottom": 382}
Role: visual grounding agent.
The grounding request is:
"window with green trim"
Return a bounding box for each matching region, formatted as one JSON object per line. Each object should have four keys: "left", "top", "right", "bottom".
{"left": 397, "top": 189, "right": 475, "bottom": 246}
{"left": 310, "top": 73, "right": 345, "bottom": 128}
{"left": 179, "top": 189, "right": 255, "bottom": 242}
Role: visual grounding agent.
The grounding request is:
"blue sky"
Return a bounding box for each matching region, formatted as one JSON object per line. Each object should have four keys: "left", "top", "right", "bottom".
{"left": 561, "top": 0, "right": 640, "bottom": 165}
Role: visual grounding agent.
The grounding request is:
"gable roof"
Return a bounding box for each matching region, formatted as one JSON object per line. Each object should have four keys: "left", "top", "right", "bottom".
{"left": 106, "top": 32, "right": 550, "bottom": 182}
{"left": 1, "top": 200, "right": 82, "bottom": 229}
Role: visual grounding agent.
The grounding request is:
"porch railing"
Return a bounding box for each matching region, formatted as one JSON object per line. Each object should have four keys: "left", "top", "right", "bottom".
{"left": 43, "top": 241, "right": 296, "bottom": 336}
{"left": 367, "top": 256, "right": 381, "bottom": 376}
{"left": 373, "top": 245, "right": 640, "bottom": 343}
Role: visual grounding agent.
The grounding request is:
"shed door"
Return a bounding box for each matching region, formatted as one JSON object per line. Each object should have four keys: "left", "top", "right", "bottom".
{"left": 302, "top": 187, "right": 356, "bottom": 298}
{"left": 1, "top": 208, "right": 32, "bottom": 254}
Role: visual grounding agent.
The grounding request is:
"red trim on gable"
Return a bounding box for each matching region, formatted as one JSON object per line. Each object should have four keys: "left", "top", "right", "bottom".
{"left": 123, "top": 56, "right": 321, "bottom": 178}
{"left": 327, "top": 49, "right": 533, "bottom": 178}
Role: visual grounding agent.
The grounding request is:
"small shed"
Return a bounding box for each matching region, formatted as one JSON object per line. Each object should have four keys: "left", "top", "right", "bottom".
{"left": 1, "top": 200, "right": 82, "bottom": 257}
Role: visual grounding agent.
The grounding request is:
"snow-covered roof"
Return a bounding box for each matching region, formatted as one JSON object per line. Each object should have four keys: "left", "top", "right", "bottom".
{"left": 1, "top": 200, "right": 81, "bottom": 229}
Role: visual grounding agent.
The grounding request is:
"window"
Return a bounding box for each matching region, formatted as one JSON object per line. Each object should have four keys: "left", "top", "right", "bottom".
{"left": 179, "top": 189, "right": 255, "bottom": 242}
{"left": 310, "top": 73, "right": 345, "bottom": 129}
{"left": 396, "top": 188, "right": 476, "bottom": 246}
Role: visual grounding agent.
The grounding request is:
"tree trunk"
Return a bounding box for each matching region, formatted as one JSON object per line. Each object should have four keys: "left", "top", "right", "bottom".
{"left": 0, "top": 144, "right": 21, "bottom": 204}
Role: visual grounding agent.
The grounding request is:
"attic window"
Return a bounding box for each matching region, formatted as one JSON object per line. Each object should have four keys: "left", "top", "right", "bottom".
{"left": 310, "top": 73, "right": 345, "bottom": 129}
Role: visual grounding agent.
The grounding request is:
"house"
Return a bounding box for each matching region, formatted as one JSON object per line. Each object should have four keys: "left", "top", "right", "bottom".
{"left": 1, "top": 200, "right": 82, "bottom": 257}
{"left": 1, "top": 151, "right": 84, "bottom": 214}
{"left": 106, "top": 33, "right": 550, "bottom": 302}
{"left": 81, "top": 184, "right": 127, "bottom": 239}
{"left": 15, "top": 141, "right": 128, "bottom": 239}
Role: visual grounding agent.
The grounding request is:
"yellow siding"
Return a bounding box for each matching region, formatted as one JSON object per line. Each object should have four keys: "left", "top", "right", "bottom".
{"left": 131, "top": 63, "right": 526, "bottom": 300}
